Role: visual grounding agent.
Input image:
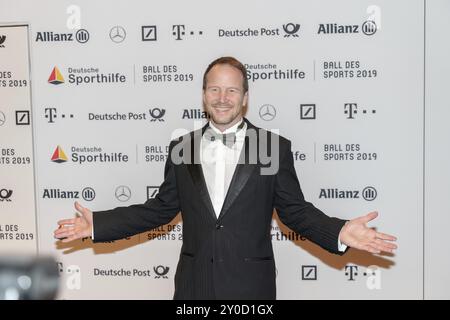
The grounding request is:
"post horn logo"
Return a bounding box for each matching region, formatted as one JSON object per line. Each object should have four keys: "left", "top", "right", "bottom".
{"left": 153, "top": 265, "right": 169, "bottom": 278}
{"left": 283, "top": 23, "right": 300, "bottom": 37}
{"left": 149, "top": 108, "right": 166, "bottom": 121}
{"left": 0, "top": 189, "right": 13, "bottom": 202}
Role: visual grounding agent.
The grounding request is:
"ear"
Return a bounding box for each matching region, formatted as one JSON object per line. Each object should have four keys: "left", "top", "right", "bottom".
{"left": 202, "top": 90, "right": 207, "bottom": 107}
{"left": 243, "top": 91, "right": 249, "bottom": 107}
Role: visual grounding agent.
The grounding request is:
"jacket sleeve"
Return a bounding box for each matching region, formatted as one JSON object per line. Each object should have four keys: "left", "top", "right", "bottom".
{"left": 273, "top": 139, "right": 348, "bottom": 255}
{"left": 92, "top": 140, "right": 180, "bottom": 242}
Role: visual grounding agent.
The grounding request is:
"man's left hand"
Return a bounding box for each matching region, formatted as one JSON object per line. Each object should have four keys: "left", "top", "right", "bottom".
{"left": 339, "top": 211, "right": 397, "bottom": 254}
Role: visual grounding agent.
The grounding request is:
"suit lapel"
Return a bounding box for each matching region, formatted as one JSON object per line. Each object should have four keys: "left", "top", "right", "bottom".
{"left": 185, "top": 118, "right": 262, "bottom": 221}
{"left": 218, "top": 118, "right": 260, "bottom": 220}
{"left": 186, "top": 125, "right": 217, "bottom": 221}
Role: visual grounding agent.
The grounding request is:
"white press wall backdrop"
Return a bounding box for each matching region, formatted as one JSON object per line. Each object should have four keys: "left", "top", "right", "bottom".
{"left": 0, "top": 0, "right": 448, "bottom": 299}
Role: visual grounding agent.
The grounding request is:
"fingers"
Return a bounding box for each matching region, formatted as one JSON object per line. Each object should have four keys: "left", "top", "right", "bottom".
{"left": 371, "top": 243, "right": 392, "bottom": 253}
{"left": 61, "top": 235, "right": 79, "bottom": 243}
{"left": 358, "top": 236, "right": 397, "bottom": 254}
{"left": 55, "top": 230, "right": 74, "bottom": 239}
{"left": 373, "top": 239, "right": 397, "bottom": 253}
{"left": 54, "top": 225, "right": 74, "bottom": 236}
{"left": 57, "top": 218, "right": 75, "bottom": 226}
{"left": 54, "top": 203, "right": 91, "bottom": 243}
{"left": 54, "top": 227, "right": 75, "bottom": 239}
{"left": 375, "top": 232, "right": 397, "bottom": 242}
{"left": 362, "top": 244, "right": 381, "bottom": 254}
{"left": 374, "top": 238, "right": 397, "bottom": 248}
{"left": 362, "top": 239, "right": 397, "bottom": 254}
{"left": 74, "top": 201, "right": 86, "bottom": 215}
{"left": 75, "top": 201, "right": 92, "bottom": 219}
{"left": 360, "top": 211, "right": 378, "bottom": 223}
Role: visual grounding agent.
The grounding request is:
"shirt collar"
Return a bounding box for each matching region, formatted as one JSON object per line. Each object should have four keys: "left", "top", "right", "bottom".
{"left": 209, "top": 118, "right": 244, "bottom": 135}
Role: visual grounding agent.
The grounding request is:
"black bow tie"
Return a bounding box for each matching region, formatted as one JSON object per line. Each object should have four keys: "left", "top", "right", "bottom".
{"left": 203, "top": 121, "right": 245, "bottom": 148}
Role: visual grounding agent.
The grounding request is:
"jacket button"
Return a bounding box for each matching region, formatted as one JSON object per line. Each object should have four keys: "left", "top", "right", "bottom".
{"left": 215, "top": 224, "right": 223, "bottom": 229}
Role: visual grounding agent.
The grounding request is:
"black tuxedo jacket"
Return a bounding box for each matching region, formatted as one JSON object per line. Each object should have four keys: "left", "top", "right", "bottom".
{"left": 93, "top": 118, "right": 347, "bottom": 299}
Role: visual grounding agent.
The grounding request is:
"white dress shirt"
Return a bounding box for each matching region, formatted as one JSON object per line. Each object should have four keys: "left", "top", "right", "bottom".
{"left": 200, "top": 119, "right": 246, "bottom": 217}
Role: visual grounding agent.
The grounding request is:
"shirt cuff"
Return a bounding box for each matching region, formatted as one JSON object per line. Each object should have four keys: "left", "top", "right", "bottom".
{"left": 337, "top": 237, "right": 347, "bottom": 252}
{"left": 91, "top": 217, "right": 94, "bottom": 240}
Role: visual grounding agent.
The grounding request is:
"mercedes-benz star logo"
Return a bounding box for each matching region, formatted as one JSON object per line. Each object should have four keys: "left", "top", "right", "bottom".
{"left": 0, "top": 111, "right": 5, "bottom": 126}
{"left": 115, "top": 185, "right": 131, "bottom": 202}
{"left": 259, "top": 104, "right": 276, "bottom": 121}
{"left": 109, "top": 26, "right": 126, "bottom": 43}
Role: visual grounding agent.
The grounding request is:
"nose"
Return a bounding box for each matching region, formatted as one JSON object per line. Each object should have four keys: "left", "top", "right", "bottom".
{"left": 219, "top": 90, "right": 228, "bottom": 103}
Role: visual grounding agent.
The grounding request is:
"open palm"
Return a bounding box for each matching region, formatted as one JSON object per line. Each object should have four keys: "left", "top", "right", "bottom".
{"left": 54, "top": 201, "right": 93, "bottom": 243}
{"left": 339, "top": 211, "right": 397, "bottom": 254}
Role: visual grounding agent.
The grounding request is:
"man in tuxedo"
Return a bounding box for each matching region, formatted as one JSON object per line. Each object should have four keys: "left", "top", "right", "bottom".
{"left": 54, "top": 57, "right": 397, "bottom": 299}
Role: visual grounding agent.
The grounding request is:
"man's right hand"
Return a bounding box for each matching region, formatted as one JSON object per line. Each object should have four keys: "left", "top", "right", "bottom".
{"left": 54, "top": 201, "right": 93, "bottom": 243}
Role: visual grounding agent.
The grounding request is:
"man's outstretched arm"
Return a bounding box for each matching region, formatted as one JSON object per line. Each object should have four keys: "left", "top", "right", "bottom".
{"left": 273, "top": 139, "right": 397, "bottom": 255}
{"left": 54, "top": 140, "right": 180, "bottom": 243}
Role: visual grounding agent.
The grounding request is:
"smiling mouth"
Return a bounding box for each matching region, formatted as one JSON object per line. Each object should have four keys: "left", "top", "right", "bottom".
{"left": 214, "top": 107, "right": 231, "bottom": 112}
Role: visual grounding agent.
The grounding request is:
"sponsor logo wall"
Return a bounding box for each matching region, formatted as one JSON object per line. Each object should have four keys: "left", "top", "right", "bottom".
{"left": 0, "top": 24, "right": 37, "bottom": 255}
{"left": 0, "top": 0, "right": 436, "bottom": 299}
